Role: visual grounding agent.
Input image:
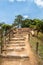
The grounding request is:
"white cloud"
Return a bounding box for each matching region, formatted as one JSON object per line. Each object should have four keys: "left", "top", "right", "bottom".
{"left": 16, "top": 0, "right": 26, "bottom": 2}
{"left": 8, "top": 0, "right": 33, "bottom": 2}
{"left": 34, "top": 0, "right": 43, "bottom": 7}
{"left": 9, "top": 0, "right": 26, "bottom": 2}
{"left": 23, "top": 15, "right": 29, "bottom": 18}
{"left": 9, "top": 0, "right": 14, "bottom": 2}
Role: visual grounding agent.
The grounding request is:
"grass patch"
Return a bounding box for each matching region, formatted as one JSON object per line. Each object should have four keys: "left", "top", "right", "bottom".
{"left": 30, "top": 32, "right": 43, "bottom": 60}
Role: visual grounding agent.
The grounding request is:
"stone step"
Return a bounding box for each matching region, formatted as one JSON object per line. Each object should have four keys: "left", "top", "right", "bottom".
{"left": 13, "top": 34, "right": 26, "bottom": 37}
{"left": 13, "top": 33, "right": 26, "bottom": 35}
{"left": 2, "top": 48, "right": 25, "bottom": 55}
{"left": 6, "top": 46, "right": 25, "bottom": 50}
{"left": 13, "top": 36, "right": 25, "bottom": 38}
{"left": 7, "top": 54, "right": 28, "bottom": 57}
{"left": 2, "top": 50, "right": 27, "bottom": 55}
{"left": 13, "top": 35, "right": 26, "bottom": 38}
{"left": 2, "top": 49, "right": 14, "bottom": 51}
{"left": 10, "top": 38, "right": 25, "bottom": 41}
{"left": 1, "top": 53, "right": 29, "bottom": 59}
{"left": 3, "top": 46, "right": 25, "bottom": 52}
{"left": 1, "top": 32, "right": 28, "bottom": 59}
{"left": 9, "top": 41, "right": 25, "bottom": 44}
{"left": 6, "top": 44, "right": 25, "bottom": 47}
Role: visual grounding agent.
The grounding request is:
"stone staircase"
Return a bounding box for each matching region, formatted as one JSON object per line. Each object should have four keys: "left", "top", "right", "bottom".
{"left": 1, "top": 30, "right": 29, "bottom": 59}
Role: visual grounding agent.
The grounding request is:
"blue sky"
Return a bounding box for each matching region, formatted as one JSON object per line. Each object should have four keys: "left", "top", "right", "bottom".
{"left": 0, "top": 0, "right": 43, "bottom": 24}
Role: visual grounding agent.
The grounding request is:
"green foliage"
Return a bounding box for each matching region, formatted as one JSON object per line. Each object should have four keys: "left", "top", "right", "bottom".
{"left": 30, "top": 31, "right": 43, "bottom": 61}
{"left": 13, "top": 15, "right": 43, "bottom": 34}
{"left": 0, "top": 15, "right": 43, "bottom": 34}
{"left": 35, "top": 20, "right": 43, "bottom": 33}
{"left": 13, "top": 15, "right": 23, "bottom": 27}
{"left": 1, "top": 24, "right": 12, "bottom": 31}
{"left": 0, "top": 22, "right": 5, "bottom": 26}
{"left": 21, "top": 19, "right": 32, "bottom": 27}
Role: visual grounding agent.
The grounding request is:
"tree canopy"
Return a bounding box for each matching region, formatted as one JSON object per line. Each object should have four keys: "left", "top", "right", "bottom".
{"left": 13, "top": 15, "right": 23, "bottom": 28}
{"left": 0, "top": 15, "right": 43, "bottom": 34}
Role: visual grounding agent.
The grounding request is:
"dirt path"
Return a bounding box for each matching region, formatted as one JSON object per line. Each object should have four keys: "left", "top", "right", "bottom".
{"left": 25, "top": 35, "right": 39, "bottom": 65}
{"left": 0, "top": 34, "right": 40, "bottom": 65}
